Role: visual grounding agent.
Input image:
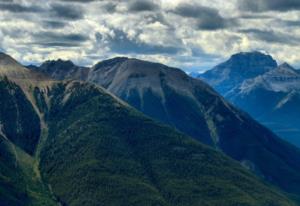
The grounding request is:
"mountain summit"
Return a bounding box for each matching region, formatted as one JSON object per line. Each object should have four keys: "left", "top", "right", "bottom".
{"left": 0, "top": 53, "right": 49, "bottom": 82}
{"left": 198, "top": 51, "right": 278, "bottom": 94}
{"left": 0, "top": 52, "right": 19, "bottom": 64}
{"left": 36, "top": 59, "right": 89, "bottom": 81}
{"left": 0, "top": 52, "right": 30, "bottom": 77}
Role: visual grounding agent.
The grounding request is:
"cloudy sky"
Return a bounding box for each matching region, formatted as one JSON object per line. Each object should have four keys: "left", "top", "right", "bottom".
{"left": 1, "top": 0, "right": 300, "bottom": 72}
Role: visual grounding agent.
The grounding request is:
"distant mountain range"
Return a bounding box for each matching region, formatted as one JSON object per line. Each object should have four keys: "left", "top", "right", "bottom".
{"left": 1, "top": 52, "right": 297, "bottom": 205}
{"left": 28, "top": 54, "right": 300, "bottom": 203}
{"left": 198, "top": 52, "right": 300, "bottom": 147}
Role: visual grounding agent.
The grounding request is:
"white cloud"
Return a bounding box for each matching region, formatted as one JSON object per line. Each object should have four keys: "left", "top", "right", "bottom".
{"left": 0, "top": 0, "right": 300, "bottom": 72}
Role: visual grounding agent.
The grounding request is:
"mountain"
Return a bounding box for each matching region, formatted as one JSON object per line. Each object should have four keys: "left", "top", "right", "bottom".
{"left": 0, "top": 52, "right": 48, "bottom": 81}
{"left": 226, "top": 63, "right": 300, "bottom": 147}
{"left": 0, "top": 53, "right": 59, "bottom": 205}
{"left": 198, "top": 51, "right": 300, "bottom": 147}
{"left": 232, "top": 63, "right": 300, "bottom": 93}
{"left": 189, "top": 71, "right": 202, "bottom": 78}
{"left": 198, "top": 51, "right": 278, "bottom": 95}
{"left": 33, "top": 56, "right": 300, "bottom": 200}
{"left": 1, "top": 53, "right": 298, "bottom": 205}
{"left": 31, "top": 59, "right": 89, "bottom": 81}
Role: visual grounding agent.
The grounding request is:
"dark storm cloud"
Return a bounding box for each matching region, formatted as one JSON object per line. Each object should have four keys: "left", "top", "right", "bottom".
{"left": 32, "top": 42, "right": 83, "bottom": 47}
{"left": 239, "top": 14, "right": 272, "bottom": 19}
{"left": 280, "top": 20, "right": 300, "bottom": 27}
{"left": 191, "top": 47, "right": 220, "bottom": 59}
{"left": 0, "top": 3, "right": 43, "bottom": 13}
{"left": 196, "top": 17, "right": 237, "bottom": 30}
{"left": 172, "top": 3, "right": 238, "bottom": 30}
{"left": 102, "top": 2, "right": 117, "bottom": 13}
{"left": 96, "top": 30, "right": 182, "bottom": 55}
{"left": 1, "top": 28, "right": 29, "bottom": 38}
{"left": 42, "top": 20, "right": 67, "bottom": 29}
{"left": 172, "top": 3, "right": 213, "bottom": 18}
{"left": 57, "top": 0, "right": 121, "bottom": 3}
{"left": 127, "top": 0, "right": 160, "bottom": 12}
{"left": 50, "top": 3, "right": 84, "bottom": 20}
{"left": 240, "top": 29, "right": 300, "bottom": 45}
{"left": 31, "top": 32, "right": 89, "bottom": 47}
{"left": 239, "top": 0, "right": 300, "bottom": 12}
{"left": 58, "top": 0, "right": 98, "bottom": 2}
{"left": 58, "top": 0, "right": 118, "bottom": 13}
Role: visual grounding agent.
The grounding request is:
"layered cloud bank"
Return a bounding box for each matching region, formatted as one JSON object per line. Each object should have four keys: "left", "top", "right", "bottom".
{"left": 1, "top": 0, "right": 300, "bottom": 72}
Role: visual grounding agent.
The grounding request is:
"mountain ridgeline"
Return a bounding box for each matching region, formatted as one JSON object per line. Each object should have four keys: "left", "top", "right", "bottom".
{"left": 32, "top": 55, "right": 300, "bottom": 201}
{"left": 1, "top": 52, "right": 297, "bottom": 205}
{"left": 198, "top": 51, "right": 278, "bottom": 95}
{"left": 199, "top": 52, "right": 300, "bottom": 147}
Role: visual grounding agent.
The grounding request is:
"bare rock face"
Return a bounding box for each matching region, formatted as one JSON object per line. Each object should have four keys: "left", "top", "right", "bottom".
{"left": 0, "top": 52, "right": 31, "bottom": 79}
{"left": 0, "top": 52, "right": 49, "bottom": 82}
{"left": 199, "top": 51, "right": 278, "bottom": 95}
{"left": 38, "top": 59, "right": 89, "bottom": 81}
{"left": 87, "top": 57, "right": 219, "bottom": 146}
{"left": 237, "top": 63, "right": 300, "bottom": 93}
